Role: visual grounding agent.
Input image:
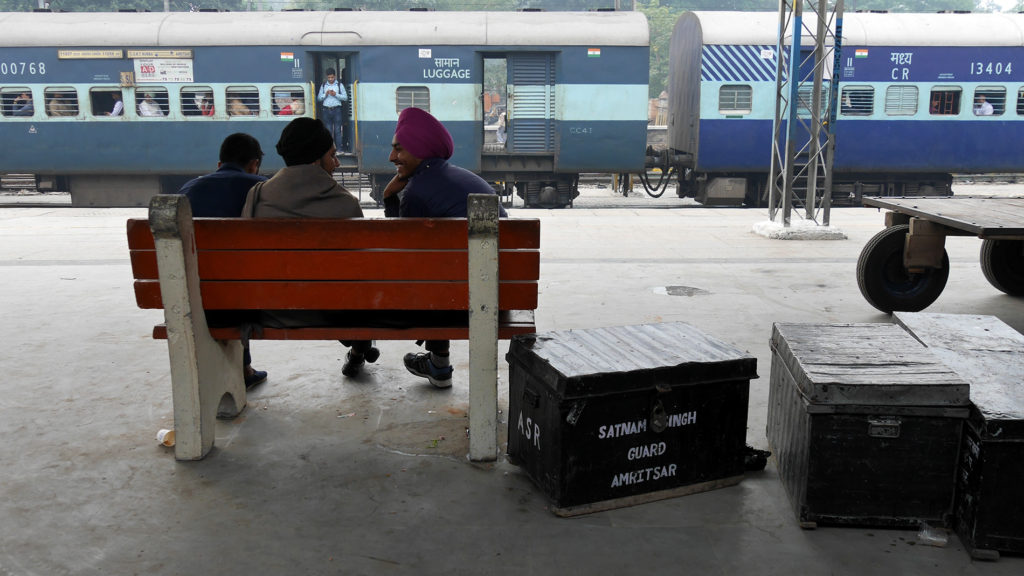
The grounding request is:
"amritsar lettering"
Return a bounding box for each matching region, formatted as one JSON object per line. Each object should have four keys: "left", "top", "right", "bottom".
{"left": 424, "top": 57, "right": 470, "bottom": 80}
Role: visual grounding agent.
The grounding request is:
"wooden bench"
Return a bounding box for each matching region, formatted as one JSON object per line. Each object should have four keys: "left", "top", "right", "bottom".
{"left": 128, "top": 193, "right": 539, "bottom": 462}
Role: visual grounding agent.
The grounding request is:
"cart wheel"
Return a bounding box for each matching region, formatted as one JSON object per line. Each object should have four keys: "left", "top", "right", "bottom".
{"left": 980, "top": 238, "right": 1024, "bottom": 296}
{"left": 856, "top": 224, "right": 949, "bottom": 313}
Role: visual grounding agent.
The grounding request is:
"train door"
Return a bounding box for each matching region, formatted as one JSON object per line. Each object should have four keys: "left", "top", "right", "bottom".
{"left": 507, "top": 53, "right": 555, "bottom": 153}
{"left": 482, "top": 57, "right": 507, "bottom": 152}
{"left": 315, "top": 54, "right": 354, "bottom": 154}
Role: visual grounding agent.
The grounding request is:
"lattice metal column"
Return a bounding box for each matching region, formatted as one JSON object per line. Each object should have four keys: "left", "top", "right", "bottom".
{"left": 768, "top": 0, "right": 844, "bottom": 227}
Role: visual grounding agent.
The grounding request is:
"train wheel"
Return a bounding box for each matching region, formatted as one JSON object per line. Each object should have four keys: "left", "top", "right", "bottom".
{"left": 856, "top": 224, "right": 949, "bottom": 313}
{"left": 980, "top": 238, "right": 1024, "bottom": 296}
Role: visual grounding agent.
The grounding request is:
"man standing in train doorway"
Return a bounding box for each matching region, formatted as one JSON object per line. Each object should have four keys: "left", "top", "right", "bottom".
{"left": 317, "top": 68, "right": 347, "bottom": 153}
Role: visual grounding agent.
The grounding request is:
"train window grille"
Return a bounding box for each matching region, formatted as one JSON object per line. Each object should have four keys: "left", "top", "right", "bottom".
{"left": 719, "top": 85, "right": 752, "bottom": 115}
{"left": 1, "top": 87, "right": 33, "bottom": 117}
{"left": 840, "top": 87, "right": 873, "bottom": 116}
{"left": 396, "top": 86, "right": 430, "bottom": 114}
{"left": 227, "top": 86, "right": 260, "bottom": 117}
{"left": 927, "top": 88, "right": 959, "bottom": 116}
{"left": 137, "top": 87, "right": 168, "bottom": 118}
{"left": 885, "top": 85, "right": 919, "bottom": 116}
{"left": 272, "top": 86, "right": 306, "bottom": 116}
{"left": 972, "top": 87, "right": 1005, "bottom": 116}
{"left": 90, "top": 88, "right": 124, "bottom": 117}
{"left": 181, "top": 86, "right": 215, "bottom": 117}
{"left": 796, "top": 83, "right": 829, "bottom": 117}
{"left": 1018, "top": 88, "right": 1024, "bottom": 115}
{"left": 44, "top": 88, "right": 78, "bottom": 117}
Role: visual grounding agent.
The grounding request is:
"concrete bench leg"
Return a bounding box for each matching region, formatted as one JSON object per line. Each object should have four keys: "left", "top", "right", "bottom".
{"left": 468, "top": 195, "right": 500, "bottom": 461}
{"left": 150, "top": 195, "right": 246, "bottom": 461}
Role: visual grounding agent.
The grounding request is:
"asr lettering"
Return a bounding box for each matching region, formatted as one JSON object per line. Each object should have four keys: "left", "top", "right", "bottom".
{"left": 516, "top": 410, "right": 541, "bottom": 451}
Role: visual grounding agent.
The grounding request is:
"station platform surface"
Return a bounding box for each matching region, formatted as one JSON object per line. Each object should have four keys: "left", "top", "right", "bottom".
{"left": 2, "top": 196, "right": 1024, "bottom": 575}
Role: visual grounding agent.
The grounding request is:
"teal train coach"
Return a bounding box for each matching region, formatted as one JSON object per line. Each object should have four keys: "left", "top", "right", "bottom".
{"left": 0, "top": 10, "right": 650, "bottom": 207}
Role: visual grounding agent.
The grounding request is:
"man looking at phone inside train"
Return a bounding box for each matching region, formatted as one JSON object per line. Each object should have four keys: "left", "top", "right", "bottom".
{"left": 317, "top": 68, "right": 347, "bottom": 152}
{"left": 381, "top": 106, "right": 506, "bottom": 388}
{"left": 176, "top": 132, "right": 270, "bottom": 389}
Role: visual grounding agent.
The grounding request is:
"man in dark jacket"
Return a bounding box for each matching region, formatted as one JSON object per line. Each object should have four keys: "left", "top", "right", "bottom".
{"left": 382, "top": 107, "right": 506, "bottom": 388}
{"left": 176, "top": 133, "right": 269, "bottom": 389}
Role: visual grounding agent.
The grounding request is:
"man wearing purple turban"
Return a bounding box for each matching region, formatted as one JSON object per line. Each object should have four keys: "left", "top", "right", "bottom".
{"left": 382, "top": 106, "right": 506, "bottom": 388}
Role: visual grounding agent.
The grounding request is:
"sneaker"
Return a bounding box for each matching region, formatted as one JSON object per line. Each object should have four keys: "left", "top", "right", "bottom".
{"left": 243, "top": 367, "right": 268, "bottom": 390}
{"left": 403, "top": 352, "right": 453, "bottom": 389}
{"left": 342, "top": 350, "right": 365, "bottom": 378}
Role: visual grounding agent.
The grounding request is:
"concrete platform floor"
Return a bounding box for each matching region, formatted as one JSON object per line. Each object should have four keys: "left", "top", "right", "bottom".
{"left": 2, "top": 199, "right": 1024, "bottom": 575}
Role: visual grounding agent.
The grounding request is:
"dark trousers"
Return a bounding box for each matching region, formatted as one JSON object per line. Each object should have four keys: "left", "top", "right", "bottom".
{"left": 322, "top": 106, "right": 343, "bottom": 149}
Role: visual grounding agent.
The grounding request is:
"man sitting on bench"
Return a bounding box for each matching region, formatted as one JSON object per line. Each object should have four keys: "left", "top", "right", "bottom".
{"left": 380, "top": 107, "right": 507, "bottom": 388}
{"left": 241, "top": 117, "right": 379, "bottom": 378}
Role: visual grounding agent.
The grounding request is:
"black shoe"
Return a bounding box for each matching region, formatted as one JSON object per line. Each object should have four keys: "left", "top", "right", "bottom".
{"left": 244, "top": 368, "right": 268, "bottom": 390}
{"left": 364, "top": 346, "right": 380, "bottom": 364}
{"left": 342, "top": 350, "right": 365, "bottom": 377}
{"left": 403, "top": 352, "right": 453, "bottom": 388}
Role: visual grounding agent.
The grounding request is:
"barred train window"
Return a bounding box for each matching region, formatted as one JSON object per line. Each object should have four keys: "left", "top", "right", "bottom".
{"left": 797, "top": 83, "right": 829, "bottom": 117}
{"left": 840, "top": 87, "right": 873, "bottom": 116}
{"left": 181, "top": 86, "right": 214, "bottom": 117}
{"left": 397, "top": 86, "right": 430, "bottom": 114}
{"left": 137, "top": 87, "right": 168, "bottom": 118}
{"left": 45, "top": 88, "right": 78, "bottom": 117}
{"left": 972, "top": 87, "right": 1005, "bottom": 116}
{"left": 227, "top": 86, "right": 260, "bottom": 116}
{"left": 928, "top": 88, "right": 960, "bottom": 116}
{"left": 718, "top": 85, "right": 752, "bottom": 115}
{"left": 90, "top": 87, "right": 124, "bottom": 117}
{"left": 1018, "top": 88, "right": 1024, "bottom": 115}
{"left": 1, "top": 86, "right": 33, "bottom": 117}
{"left": 272, "top": 85, "right": 306, "bottom": 117}
{"left": 885, "top": 85, "right": 919, "bottom": 116}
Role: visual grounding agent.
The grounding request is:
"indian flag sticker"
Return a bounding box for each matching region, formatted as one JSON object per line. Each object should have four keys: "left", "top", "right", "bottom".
{"left": 855, "top": 49, "right": 868, "bottom": 58}
{"left": 588, "top": 48, "right": 601, "bottom": 58}
{"left": 280, "top": 52, "right": 294, "bottom": 62}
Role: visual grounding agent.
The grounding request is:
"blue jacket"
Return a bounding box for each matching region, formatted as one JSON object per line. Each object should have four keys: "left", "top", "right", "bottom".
{"left": 177, "top": 163, "right": 267, "bottom": 217}
{"left": 392, "top": 158, "right": 507, "bottom": 218}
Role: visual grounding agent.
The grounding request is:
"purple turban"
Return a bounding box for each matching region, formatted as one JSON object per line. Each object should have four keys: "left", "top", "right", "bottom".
{"left": 394, "top": 107, "right": 453, "bottom": 160}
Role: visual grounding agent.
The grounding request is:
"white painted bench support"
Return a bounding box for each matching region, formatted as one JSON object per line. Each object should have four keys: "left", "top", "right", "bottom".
{"left": 149, "top": 195, "right": 246, "bottom": 461}
{"left": 467, "top": 194, "right": 500, "bottom": 461}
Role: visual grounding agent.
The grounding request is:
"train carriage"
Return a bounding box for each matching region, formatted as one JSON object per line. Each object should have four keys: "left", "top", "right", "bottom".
{"left": 0, "top": 10, "right": 650, "bottom": 207}
{"left": 667, "top": 11, "right": 1024, "bottom": 206}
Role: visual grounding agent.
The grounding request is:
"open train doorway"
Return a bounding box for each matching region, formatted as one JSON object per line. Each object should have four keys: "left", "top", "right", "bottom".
{"left": 314, "top": 54, "right": 354, "bottom": 155}
{"left": 483, "top": 57, "right": 507, "bottom": 152}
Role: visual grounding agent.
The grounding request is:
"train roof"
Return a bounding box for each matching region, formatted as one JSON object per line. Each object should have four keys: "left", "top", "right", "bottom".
{"left": 688, "top": 10, "right": 1024, "bottom": 47}
{"left": 0, "top": 10, "right": 648, "bottom": 47}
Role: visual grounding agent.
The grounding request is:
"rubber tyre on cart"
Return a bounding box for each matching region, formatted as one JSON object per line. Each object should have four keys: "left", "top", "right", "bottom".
{"left": 856, "top": 224, "right": 949, "bottom": 313}
{"left": 980, "top": 238, "right": 1024, "bottom": 296}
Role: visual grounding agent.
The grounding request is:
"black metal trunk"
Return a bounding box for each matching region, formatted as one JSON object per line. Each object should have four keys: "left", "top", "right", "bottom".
{"left": 506, "top": 322, "right": 756, "bottom": 516}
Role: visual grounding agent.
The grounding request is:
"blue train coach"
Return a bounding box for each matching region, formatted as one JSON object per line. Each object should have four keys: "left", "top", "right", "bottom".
{"left": 0, "top": 10, "right": 650, "bottom": 207}
{"left": 666, "top": 11, "right": 1024, "bottom": 206}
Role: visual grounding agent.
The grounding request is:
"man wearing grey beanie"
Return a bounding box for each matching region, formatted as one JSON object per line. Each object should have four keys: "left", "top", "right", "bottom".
{"left": 242, "top": 117, "right": 377, "bottom": 377}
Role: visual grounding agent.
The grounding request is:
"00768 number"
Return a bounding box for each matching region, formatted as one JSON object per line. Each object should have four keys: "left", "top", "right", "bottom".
{"left": 0, "top": 61, "right": 46, "bottom": 75}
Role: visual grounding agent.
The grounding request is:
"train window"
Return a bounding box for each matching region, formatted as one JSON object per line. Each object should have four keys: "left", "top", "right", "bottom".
{"left": 972, "top": 87, "right": 1005, "bottom": 116}
{"left": 718, "top": 85, "right": 752, "bottom": 115}
{"left": 927, "top": 88, "right": 960, "bottom": 116}
{"left": 1018, "top": 88, "right": 1024, "bottom": 115}
{"left": 227, "top": 86, "right": 260, "bottom": 116}
{"left": 181, "top": 86, "right": 215, "bottom": 117}
{"left": 396, "top": 86, "right": 430, "bottom": 114}
{"left": 44, "top": 88, "right": 78, "bottom": 117}
{"left": 272, "top": 86, "right": 305, "bottom": 116}
{"left": 90, "top": 88, "right": 124, "bottom": 117}
{"left": 885, "top": 85, "right": 919, "bottom": 116}
{"left": 796, "top": 84, "right": 829, "bottom": 117}
{"left": 840, "top": 87, "right": 873, "bottom": 116}
{"left": 2, "top": 87, "right": 34, "bottom": 117}
{"left": 137, "top": 87, "right": 168, "bottom": 118}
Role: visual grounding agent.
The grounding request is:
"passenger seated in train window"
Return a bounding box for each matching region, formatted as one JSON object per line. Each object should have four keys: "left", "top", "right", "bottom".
{"left": 277, "top": 95, "right": 305, "bottom": 116}
{"left": 192, "top": 92, "right": 214, "bottom": 116}
{"left": 46, "top": 91, "right": 77, "bottom": 117}
{"left": 929, "top": 91, "right": 960, "bottom": 115}
{"left": 105, "top": 92, "right": 124, "bottom": 116}
{"left": 973, "top": 94, "right": 994, "bottom": 116}
{"left": 228, "top": 98, "right": 252, "bottom": 116}
{"left": 138, "top": 93, "right": 165, "bottom": 117}
{"left": 11, "top": 92, "right": 34, "bottom": 116}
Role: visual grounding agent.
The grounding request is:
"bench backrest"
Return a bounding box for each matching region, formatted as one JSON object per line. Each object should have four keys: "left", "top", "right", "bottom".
{"left": 128, "top": 218, "right": 540, "bottom": 312}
